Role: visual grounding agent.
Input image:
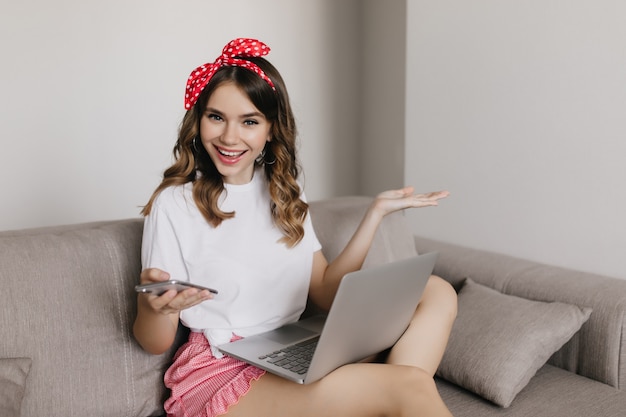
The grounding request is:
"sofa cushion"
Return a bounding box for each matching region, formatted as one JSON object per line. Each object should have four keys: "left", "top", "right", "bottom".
{"left": 414, "top": 235, "right": 626, "bottom": 389}
{"left": 436, "top": 278, "right": 592, "bottom": 408}
{"left": 0, "top": 358, "right": 31, "bottom": 417}
{"left": 437, "top": 364, "right": 626, "bottom": 416}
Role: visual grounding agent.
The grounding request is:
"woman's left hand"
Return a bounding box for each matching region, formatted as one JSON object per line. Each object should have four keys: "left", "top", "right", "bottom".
{"left": 308, "top": 186, "right": 449, "bottom": 311}
{"left": 371, "top": 186, "right": 449, "bottom": 217}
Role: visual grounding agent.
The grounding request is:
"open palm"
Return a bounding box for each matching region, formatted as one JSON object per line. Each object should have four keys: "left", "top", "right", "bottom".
{"left": 373, "top": 186, "right": 450, "bottom": 217}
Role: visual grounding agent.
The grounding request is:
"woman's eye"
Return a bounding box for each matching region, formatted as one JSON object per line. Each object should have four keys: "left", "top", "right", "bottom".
{"left": 207, "top": 113, "right": 222, "bottom": 121}
{"left": 243, "top": 119, "right": 258, "bottom": 126}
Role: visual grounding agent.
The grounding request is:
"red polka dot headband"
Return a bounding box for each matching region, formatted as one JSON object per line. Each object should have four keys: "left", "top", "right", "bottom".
{"left": 184, "top": 38, "right": 276, "bottom": 110}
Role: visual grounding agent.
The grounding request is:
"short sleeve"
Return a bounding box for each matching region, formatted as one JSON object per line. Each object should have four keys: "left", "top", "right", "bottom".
{"left": 141, "top": 199, "right": 190, "bottom": 281}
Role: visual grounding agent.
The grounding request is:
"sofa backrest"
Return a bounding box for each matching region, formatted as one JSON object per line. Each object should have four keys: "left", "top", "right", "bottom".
{"left": 308, "top": 196, "right": 417, "bottom": 267}
{"left": 0, "top": 219, "right": 172, "bottom": 417}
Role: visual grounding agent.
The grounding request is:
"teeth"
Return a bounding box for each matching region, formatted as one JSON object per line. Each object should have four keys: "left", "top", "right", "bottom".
{"left": 218, "top": 148, "right": 244, "bottom": 157}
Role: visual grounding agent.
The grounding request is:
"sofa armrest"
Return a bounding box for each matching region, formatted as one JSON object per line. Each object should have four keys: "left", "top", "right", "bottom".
{"left": 414, "top": 235, "right": 626, "bottom": 391}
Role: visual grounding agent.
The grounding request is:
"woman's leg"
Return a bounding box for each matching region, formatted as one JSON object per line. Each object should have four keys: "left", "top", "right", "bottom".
{"left": 225, "top": 362, "right": 452, "bottom": 417}
{"left": 225, "top": 275, "right": 456, "bottom": 417}
{"left": 386, "top": 275, "right": 458, "bottom": 376}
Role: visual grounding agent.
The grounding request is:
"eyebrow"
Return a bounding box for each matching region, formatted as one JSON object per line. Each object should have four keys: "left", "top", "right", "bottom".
{"left": 205, "top": 107, "right": 265, "bottom": 119}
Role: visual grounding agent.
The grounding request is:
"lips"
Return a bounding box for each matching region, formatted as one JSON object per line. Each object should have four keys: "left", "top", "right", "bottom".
{"left": 215, "top": 146, "right": 247, "bottom": 164}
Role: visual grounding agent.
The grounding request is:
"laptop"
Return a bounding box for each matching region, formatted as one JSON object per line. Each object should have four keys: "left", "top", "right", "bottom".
{"left": 217, "top": 251, "right": 438, "bottom": 384}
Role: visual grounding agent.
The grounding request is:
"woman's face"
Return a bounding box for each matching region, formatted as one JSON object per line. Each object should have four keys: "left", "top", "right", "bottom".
{"left": 199, "top": 82, "right": 271, "bottom": 185}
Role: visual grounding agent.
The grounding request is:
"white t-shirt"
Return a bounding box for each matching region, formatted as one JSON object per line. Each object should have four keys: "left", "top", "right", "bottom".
{"left": 141, "top": 168, "right": 321, "bottom": 356}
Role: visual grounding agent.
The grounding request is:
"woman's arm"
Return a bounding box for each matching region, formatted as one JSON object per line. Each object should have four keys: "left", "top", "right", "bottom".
{"left": 133, "top": 268, "right": 213, "bottom": 355}
{"left": 308, "top": 187, "right": 449, "bottom": 311}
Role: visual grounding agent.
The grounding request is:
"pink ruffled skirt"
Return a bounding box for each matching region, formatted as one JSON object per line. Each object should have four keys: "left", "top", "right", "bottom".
{"left": 164, "top": 332, "right": 266, "bottom": 417}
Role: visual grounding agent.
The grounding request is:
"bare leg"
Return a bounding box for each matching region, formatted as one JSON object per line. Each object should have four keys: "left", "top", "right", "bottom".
{"left": 226, "top": 363, "right": 452, "bottom": 417}
{"left": 225, "top": 276, "right": 456, "bottom": 417}
{"left": 223, "top": 275, "right": 456, "bottom": 416}
{"left": 386, "top": 275, "right": 458, "bottom": 376}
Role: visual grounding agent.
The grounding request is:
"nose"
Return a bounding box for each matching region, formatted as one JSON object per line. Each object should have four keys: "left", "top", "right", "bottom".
{"left": 221, "top": 122, "right": 239, "bottom": 145}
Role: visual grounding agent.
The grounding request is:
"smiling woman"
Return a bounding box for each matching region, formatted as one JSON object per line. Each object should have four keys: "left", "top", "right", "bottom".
{"left": 134, "top": 38, "right": 454, "bottom": 417}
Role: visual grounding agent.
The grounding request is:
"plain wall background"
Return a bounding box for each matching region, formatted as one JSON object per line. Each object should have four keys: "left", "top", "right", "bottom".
{"left": 2, "top": 1, "right": 624, "bottom": 280}
{"left": 358, "top": 0, "right": 406, "bottom": 195}
{"left": 404, "top": 1, "right": 626, "bottom": 280}
{"left": 0, "top": 0, "right": 361, "bottom": 230}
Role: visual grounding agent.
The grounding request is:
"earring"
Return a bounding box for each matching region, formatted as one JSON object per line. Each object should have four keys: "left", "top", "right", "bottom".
{"left": 255, "top": 149, "right": 266, "bottom": 164}
{"left": 256, "top": 145, "right": 276, "bottom": 165}
{"left": 192, "top": 135, "right": 200, "bottom": 153}
{"left": 263, "top": 149, "right": 276, "bottom": 165}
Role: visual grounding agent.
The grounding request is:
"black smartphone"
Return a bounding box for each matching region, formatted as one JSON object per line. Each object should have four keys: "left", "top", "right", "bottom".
{"left": 135, "top": 280, "right": 218, "bottom": 296}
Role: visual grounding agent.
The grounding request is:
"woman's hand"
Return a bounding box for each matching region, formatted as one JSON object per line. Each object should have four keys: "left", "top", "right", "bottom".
{"left": 309, "top": 186, "right": 449, "bottom": 311}
{"left": 138, "top": 268, "right": 214, "bottom": 316}
{"left": 371, "top": 186, "right": 449, "bottom": 218}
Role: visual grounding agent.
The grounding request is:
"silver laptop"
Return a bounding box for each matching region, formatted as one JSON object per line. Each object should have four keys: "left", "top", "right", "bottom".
{"left": 217, "top": 251, "right": 438, "bottom": 384}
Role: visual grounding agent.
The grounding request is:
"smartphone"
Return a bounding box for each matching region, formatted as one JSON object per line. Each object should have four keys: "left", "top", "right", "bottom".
{"left": 135, "top": 280, "right": 218, "bottom": 296}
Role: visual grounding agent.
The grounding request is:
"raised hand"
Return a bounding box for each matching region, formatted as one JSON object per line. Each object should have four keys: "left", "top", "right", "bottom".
{"left": 370, "top": 186, "right": 450, "bottom": 218}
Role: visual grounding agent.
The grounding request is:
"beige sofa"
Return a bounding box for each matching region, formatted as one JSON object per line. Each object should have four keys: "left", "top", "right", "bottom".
{"left": 1, "top": 196, "right": 625, "bottom": 416}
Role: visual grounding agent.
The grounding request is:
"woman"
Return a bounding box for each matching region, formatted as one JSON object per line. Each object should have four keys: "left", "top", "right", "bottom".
{"left": 134, "top": 38, "right": 456, "bottom": 417}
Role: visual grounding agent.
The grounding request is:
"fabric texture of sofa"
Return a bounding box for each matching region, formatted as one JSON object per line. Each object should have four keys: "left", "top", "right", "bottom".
{"left": 1, "top": 195, "right": 625, "bottom": 416}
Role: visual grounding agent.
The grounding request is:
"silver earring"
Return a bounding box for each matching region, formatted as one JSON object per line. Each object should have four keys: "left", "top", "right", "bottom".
{"left": 255, "top": 149, "right": 266, "bottom": 164}
{"left": 192, "top": 135, "right": 200, "bottom": 153}
{"left": 263, "top": 150, "right": 276, "bottom": 165}
{"left": 256, "top": 147, "right": 276, "bottom": 165}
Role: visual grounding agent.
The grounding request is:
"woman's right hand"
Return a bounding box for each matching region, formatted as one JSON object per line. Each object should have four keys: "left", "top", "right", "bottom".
{"left": 138, "top": 268, "right": 214, "bottom": 316}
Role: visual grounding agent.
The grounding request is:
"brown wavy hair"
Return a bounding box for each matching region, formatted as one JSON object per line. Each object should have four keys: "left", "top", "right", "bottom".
{"left": 141, "top": 57, "right": 308, "bottom": 247}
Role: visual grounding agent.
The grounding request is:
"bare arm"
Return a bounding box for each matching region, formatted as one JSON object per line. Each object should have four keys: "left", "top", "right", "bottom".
{"left": 308, "top": 187, "right": 449, "bottom": 311}
{"left": 133, "top": 269, "right": 214, "bottom": 355}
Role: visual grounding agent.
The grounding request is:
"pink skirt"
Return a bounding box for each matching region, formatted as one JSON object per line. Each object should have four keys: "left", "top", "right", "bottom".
{"left": 164, "top": 332, "right": 266, "bottom": 417}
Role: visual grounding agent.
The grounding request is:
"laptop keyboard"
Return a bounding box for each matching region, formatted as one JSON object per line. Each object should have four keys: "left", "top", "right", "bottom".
{"left": 258, "top": 337, "right": 319, "bottom": 375}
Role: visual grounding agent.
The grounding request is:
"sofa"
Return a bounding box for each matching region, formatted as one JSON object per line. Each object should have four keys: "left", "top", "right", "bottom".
{"left": 1, "top": 195, "right": 625, "bottom": 416}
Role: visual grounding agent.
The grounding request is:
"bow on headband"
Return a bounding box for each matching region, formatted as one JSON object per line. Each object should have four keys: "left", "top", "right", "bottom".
{"left": 184, "top": 38, "right": 275, "bottom": 109}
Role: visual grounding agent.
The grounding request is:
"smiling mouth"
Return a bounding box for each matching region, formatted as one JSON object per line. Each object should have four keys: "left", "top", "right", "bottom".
{"left": 216, "top": 147, "right": 246, "bottom": 158}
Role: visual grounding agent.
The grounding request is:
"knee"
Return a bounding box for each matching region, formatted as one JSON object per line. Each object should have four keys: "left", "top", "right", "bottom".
{"left": 424, "top": 276, "right": 458, "bottom": 321}
{"left": 400, "top": 366, "right": 437, "bottom": 390}
{"left": 391, "top": 366, "right": 440, "bottom": 407}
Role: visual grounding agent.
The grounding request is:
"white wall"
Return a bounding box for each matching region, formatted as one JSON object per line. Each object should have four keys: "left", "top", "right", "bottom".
{"left": 4, "top": 0, "right": 624, "bottom": 281}
{"left": 405, "top": 1, "right": 626, "bottom": 279}
{"left": 0, "top": 0, "right": 360, "bottom": 231}
{"left": 358, "top": 0, "right": 406, "bottom": 195}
